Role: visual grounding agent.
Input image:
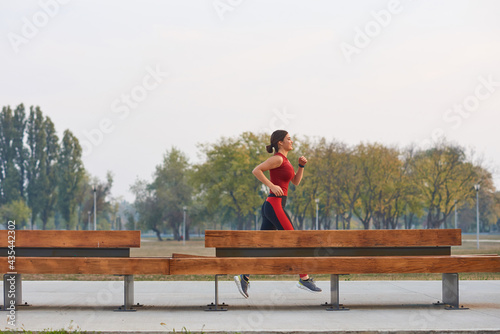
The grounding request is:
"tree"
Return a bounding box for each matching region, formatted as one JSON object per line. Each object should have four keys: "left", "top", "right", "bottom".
{"left": 369, "top": 145, "right": 404, "bottom": 230}
{"left": 124, "top": 209, "right": 136, "bottom": 231}
{"left": 412, "top": 141, "right": 477, "bottom": 229}
{"left": 39, "top": 116, "right": 59, "bottom": 229}
{"left": 109, "top": 196, "right": 121, "bottom": 230}
{"left": 130, "top": 178, "right": 164, "bottom": 240}
{"left": 320, "top": 141, "right": 361, "bottom": 230}
{"left": 0, "top": 105, "right": 27, "bottom": 205}
{"left": 312, "top": 139, "right": 340, "bottom": 230}
{"left": 0, "top": 199, "right": 31, "bottom": 229}
{"left": 57, "top": 130, "right": 85, "bottom": 229}
{"left": 400, "top": 146, "right": 425, "bottom": 229}
{"left": 1, "top": 105, "right": 60, "bottom": 229}
{"left": 151, "top": 148, "right": 192, "bottom": 240}
{"left": 492, "top": 191, "right": 500, "bottom": 232}
{"left": 457, "top": 167, "right": 497, "bottom": 232}
{"left": 12, "top": 104, "right": 28, "bottom": 200}
{"left": 118, "top": 200, "right": 136, "bottom": 230}
{"left": 192, "top": 132, "right": 268, "bottom": 230}
{"left": 26, "top": 106, "right": 47, "bottom": 229}
{"left": 353, "top": 143, "right": 381, "bottom": 229}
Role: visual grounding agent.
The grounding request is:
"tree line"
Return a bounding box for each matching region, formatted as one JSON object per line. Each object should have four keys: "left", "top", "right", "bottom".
{"left": 0, "top": 104, "right": 118, "bottom": 230}
{"left": 2, "top": 104, "right": 498, "bottom": 236}
{"left": 131, "top": 132, "right": 500, "bottom": 240}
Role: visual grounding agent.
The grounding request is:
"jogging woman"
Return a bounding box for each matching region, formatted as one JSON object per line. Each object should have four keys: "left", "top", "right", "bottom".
{"left": 234, "top": 130, "right": 322, "bottom": 298}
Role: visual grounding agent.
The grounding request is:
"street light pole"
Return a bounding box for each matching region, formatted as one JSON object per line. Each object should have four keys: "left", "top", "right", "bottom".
{"left": 454, "top": 200, "right": 457, "bottom": 229}
{"left": 183, "top": 206, "right": 187, "bottom": 246}
{"left": 474, "top": 184, "right": 480, "bottom": 250}
{"left": 315, "top": 198, "right": 319, "bottom": 230}
{"left": 93, "top": 185, "right": 97, "bottom": 231}
{"left": 87, "top": 211, "right": 91, "bottom": 230}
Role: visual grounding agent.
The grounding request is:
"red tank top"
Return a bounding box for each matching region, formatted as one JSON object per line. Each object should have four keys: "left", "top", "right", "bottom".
{"left": 269, "top": 153, "right": 295, "bottom": 196}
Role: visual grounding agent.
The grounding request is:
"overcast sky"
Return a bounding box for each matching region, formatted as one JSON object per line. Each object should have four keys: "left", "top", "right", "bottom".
{"left": 1, "top": 0, "right": 499, "bottom": 202}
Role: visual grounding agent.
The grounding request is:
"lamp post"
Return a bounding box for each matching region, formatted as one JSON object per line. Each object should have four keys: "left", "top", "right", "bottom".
{"left": 183, "top": 206, "right": 187, "bottom": 246}
{"left": 474, "top": 184, "right": 480, "bottom": 250}
{"left": 315, "top": 198, "right": 319, "bottom": 230}
{"left": 93, "top": 185, "right": 97, "bottom": 231}
{"left": 87, "top": 211, "right": 91, "bottom": 230}
{"left": 454, "top": 200, "right": 457, "bottom": 229}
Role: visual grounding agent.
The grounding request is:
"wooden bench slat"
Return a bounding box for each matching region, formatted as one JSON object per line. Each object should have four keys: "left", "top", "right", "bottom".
{"left": 205, "top": 229, "right": 462, "bottom": 248}
{"left": 0, "top": 230, "right": 141, "bottom": 248}
{"left": 0, "top": 257, "right": 169, "bottom": 275}
{"left": 170, "top": 255, "right": 500, "bottom": 275}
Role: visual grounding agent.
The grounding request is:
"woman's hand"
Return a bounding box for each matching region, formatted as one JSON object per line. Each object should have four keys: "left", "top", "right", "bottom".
{"left": 292, "top": 156, "right": 307, "bottom": 185}
{"left": 270, "top": 184, "right": 284, "bottom": 196}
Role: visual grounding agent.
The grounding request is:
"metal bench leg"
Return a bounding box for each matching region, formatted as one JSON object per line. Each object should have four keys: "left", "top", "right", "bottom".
{"left": 114, "top": 275, "right": 139, "bottom": 312}
{"left": 2, "top": 274, "right": 29, "bottom": 311}
{"left": 326, "top": 274, "right": 349, "bottom": 311}
{"left": 435, "top": 273, "right": 468, "bottom": 310}
{"left": 206, "top": 275, "right": 227, "bottom": 311}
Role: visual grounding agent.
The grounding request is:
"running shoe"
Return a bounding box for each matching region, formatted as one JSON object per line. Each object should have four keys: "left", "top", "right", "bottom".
{"left": 234, "top": 274, "right": 250, "bottom": 298}
{"left": 297, "top": 277, "right": 322, "bottom": 293}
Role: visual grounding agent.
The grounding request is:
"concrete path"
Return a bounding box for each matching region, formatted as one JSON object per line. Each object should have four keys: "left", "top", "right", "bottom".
{"left": 2, "top": 280, "right": 500, "bottom": 333}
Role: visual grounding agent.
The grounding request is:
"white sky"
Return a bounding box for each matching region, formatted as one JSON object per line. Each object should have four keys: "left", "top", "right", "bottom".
{"left": 1, "top": 0, "right": 499, "bottom": 202}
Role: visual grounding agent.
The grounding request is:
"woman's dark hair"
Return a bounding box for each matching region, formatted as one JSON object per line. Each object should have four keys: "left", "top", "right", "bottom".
{"left": 266, "top": 130, "right": 288, "bottom": 153}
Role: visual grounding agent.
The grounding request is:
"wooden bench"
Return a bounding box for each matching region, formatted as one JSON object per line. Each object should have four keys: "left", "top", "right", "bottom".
{"left": 2, "top": 229, "right": 498, "bottom": 312}
{"left": 170, "top": 229, "right": 500, "bottom": 311}
{"left": 0, "top": 230, "right": 169, "bottom": 311}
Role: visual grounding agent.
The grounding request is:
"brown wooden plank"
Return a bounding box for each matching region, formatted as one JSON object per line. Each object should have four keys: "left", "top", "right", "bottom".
{"left": 205, "top": 229, "right": 462, "bottom": 248}
{"left": 170, "top": 255, "right": 500, "bottom": 275}
{"left": 0, "top": 257, "right": 169, "bottom": 275}
{"left": 0, "top": 230, "right": 141, "bottom": 248}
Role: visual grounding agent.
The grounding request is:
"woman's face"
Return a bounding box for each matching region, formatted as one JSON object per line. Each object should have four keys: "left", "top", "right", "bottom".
{"left": 279, "top": 134, "right": 293, "bottom": 151}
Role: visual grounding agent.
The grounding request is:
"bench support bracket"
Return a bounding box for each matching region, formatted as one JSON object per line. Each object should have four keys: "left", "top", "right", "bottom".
{"left": 114, "top": 275, "right": 139, "bottom": 312}
{"left": 325, "top": 274, "right": 349, "bottom": 311}
{"left": 435, "top": 273, "right": 468, "bottom": 310}
{"left": 206, "top": 275, "right": 227, "bottom": 311}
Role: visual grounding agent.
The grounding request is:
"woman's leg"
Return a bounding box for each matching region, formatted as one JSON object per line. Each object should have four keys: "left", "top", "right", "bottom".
{"left": 261, "top": 197, "right": 294, "bottom": 230}
{"left": 262, "top": 198, "right": 308, "bottom": 279}
{"left": 260, "top": 201, "right": 277, "bottom": 230}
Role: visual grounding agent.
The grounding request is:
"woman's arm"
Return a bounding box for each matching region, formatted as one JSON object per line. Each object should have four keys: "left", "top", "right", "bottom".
{"left": 252, "top": 155, "right": 284, "bottom": 196}
{"left": 291, "top": 156, "right": 307, "bottom": 185}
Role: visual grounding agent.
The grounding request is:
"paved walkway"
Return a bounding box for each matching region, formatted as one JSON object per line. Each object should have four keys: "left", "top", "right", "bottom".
{"left": 2, "top": 280, "right": 500, "bottom": 333}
